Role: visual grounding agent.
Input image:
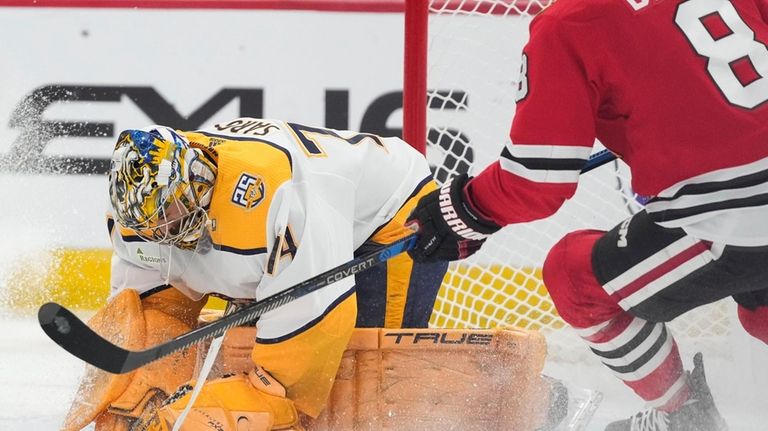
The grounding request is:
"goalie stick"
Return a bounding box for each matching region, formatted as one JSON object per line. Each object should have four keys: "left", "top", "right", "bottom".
{"left": 37, "top": 150, "right": 616, "bottom": 375}
{"left": 38, "top": 234, "right": 418, "bottom": 374}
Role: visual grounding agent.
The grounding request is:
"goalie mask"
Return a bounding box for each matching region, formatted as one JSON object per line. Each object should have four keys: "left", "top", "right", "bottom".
{"left": 109, "top": 127, "right": 215, "bottom": 249}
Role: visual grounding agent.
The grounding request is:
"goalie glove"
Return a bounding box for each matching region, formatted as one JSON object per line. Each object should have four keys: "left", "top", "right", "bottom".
{"left": 407, "top": 174, "right": 500, "bottom": 262}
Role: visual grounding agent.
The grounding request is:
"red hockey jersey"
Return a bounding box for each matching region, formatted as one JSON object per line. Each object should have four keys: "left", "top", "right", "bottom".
{"left": 468, "top": 0, "right": 768, "bottom": 245}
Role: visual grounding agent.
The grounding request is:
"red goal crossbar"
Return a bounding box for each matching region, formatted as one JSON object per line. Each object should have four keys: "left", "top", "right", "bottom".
{"left": 0, "top": 0, "right": 405, "bottom": 11}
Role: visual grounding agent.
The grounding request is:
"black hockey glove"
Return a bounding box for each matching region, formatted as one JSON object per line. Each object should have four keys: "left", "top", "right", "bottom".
{"left": 407, "top": 174, "right": 501, "bottom": 262}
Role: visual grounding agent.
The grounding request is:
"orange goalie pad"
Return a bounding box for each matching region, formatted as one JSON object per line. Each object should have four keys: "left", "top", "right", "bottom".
{"left": 198, "top": 325, "right": 549, "bottom": 431}
{"left": 64, "top": 288, "right": 205, "bottom": 431}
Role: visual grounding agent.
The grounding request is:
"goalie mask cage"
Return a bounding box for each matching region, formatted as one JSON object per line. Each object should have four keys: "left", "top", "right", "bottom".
{"left": 402, "top": 0, "right": 733, "bottom": 361}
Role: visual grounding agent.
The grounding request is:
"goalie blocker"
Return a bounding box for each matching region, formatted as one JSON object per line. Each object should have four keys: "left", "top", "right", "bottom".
{"left": 196, "top": 319, "right": 559, "bottom": 431}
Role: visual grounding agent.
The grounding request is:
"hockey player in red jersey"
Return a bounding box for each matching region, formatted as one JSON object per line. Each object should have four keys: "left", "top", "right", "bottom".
{"left": 407, "top": 0, "right": 768, "bottom": 429}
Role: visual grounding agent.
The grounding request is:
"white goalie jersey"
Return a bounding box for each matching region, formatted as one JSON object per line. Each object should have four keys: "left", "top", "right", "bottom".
{"left": 108, "top": 117, "right": 432, "bottom": 340}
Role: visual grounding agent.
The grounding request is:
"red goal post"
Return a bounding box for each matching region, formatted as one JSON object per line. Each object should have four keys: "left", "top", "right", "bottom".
{"left": 403, "top": 0, "right": 547, "bottom": 153}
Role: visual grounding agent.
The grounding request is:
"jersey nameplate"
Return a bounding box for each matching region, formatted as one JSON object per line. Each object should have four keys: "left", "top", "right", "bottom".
{"left": 214, "top": 119, "right": 280, "bottom": 136}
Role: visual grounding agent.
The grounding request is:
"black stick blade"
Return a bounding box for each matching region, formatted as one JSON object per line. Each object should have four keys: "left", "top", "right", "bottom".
{"left": 38, "top": 302, "right": 133, "bottom": 374}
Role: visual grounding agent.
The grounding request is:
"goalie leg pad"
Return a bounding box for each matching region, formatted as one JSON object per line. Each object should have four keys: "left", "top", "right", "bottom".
{"left": 147, "top": 368, "right": 301, "bottom": 431}
{"left": 63, "top": 288, "right": 205, "bottom": 431}
{"left": 198, "top": 325, "right": 551, "bottom": 431}
{"left": 318, "top": 328, "right": 550, "bottom": 431}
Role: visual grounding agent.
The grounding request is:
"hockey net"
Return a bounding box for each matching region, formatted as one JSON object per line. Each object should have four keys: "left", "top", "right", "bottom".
{"left": 404, "top": 0, "right": 733, "bottom": 361}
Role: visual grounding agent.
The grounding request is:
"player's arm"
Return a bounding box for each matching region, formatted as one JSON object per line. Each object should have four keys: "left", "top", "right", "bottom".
{"left": 250, "top": 176, "right": 358, "bottom": 418}
{"left": 408, "top": 11, "right": 599, "bottom": 262}
{"left": 155, "top": 185, "right": 358, "bottom": 428}
{"left": 188, "top": 134, "right": 357, "bottom": 420}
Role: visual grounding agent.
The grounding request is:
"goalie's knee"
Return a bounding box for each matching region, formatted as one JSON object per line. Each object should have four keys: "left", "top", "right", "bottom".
{"left": 543, "top": 229, "right": 622, "bottom": 328}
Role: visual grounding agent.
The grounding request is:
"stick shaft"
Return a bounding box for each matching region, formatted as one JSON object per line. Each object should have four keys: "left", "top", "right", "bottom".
{"left": 39, "top": 235, "right": 418, "bottom": 374}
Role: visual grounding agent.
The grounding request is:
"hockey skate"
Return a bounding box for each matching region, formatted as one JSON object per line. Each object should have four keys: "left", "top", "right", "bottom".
{"left": 605, "top": 353, "right": 727, "bottom": 431}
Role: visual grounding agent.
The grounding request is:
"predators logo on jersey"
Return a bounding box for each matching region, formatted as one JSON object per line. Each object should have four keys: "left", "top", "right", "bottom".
{"left": 231, "top": 172, "right": 266, "bottom": 210}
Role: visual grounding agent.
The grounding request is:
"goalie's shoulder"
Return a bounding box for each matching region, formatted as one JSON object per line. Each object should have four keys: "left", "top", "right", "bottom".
{"left": 183, "top": 119, "right": 294, "bottom": 255}
{"left": 205, "top": 149, "right": 291, "bottom": 255}
{"left": 183, "top": 119, "right": 294, "bottom": 200}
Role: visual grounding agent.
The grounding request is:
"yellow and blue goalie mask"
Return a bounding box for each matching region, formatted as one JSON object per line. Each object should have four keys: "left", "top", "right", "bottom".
{"left": 109, "top": 126, "right": 208, "bottom": 249}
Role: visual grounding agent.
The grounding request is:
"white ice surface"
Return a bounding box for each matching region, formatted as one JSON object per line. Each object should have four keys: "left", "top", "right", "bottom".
{"left": 1, "top": 310, "right": 767, "bottom": 430}
{"left": 0, "top": 312, "right": 87, "bottom": 429}
{"left": 543, "top": 325, "right": 768, "bottom": 431}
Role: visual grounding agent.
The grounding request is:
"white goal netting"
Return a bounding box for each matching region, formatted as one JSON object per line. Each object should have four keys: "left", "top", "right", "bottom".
{"left": 416, "top": 0, "right": 733, "bottom": 361}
